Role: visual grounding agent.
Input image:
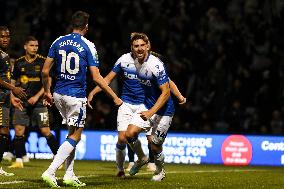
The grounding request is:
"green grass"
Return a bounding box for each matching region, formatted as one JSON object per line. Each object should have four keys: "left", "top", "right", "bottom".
{"left": 1, "top": 159, "right": 284, "bottom": 189}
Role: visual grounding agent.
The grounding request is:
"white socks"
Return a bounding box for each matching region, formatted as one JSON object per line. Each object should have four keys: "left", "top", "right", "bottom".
{"left": 47, "top": 140, "right": 76, "bottom": 174}
{"left": 154, "top": 152, "right": 165, "bottom": 173}
{"left": 64, "top": 148, "right": 75, "bottom": 178}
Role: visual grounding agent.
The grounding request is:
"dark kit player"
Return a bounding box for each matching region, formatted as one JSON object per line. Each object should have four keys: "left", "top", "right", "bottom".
{"left": 0, "top": 26, "right": 26, "bottom": 176}
{"left": 9, "top": 36, "right": 59, "bottom": 168}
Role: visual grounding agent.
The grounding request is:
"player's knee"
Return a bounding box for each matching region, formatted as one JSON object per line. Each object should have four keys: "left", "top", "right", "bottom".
{"left": 126, "top": 124, "right": 140, "bottom": 138}
{"left": 151, "top": 135, "right": 164, "bottom": 146}
{"left": 118, "top": 132, "right": 127, "bottom": 143}
{"left": 14, "top": 125, "right": 25, "bottom": 135}
{"left": 40, "top": 127, "right": 51, "bottom": 137}
{"left": 118, "top": 136, "right": 127, "bottom": 144}
{"left": 125, "top": 130, "right": 133, "bottom": 139}
{"left": 0, "top": 127, "right": 9, "bottom": 135}
{"left": 126, "top": 136, "right": 138, "bottom": 144}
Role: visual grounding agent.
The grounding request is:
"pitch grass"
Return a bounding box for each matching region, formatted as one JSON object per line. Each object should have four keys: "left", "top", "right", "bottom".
{"left": 1, "top": 160, "right": 284, "bottom": 189}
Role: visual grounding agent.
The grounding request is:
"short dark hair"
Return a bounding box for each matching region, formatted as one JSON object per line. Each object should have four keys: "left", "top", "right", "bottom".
{"left": 130, "top": 32, "right": 150, "bottom": 45}
{"left": 0, "top": 26, "right": 9, "bottom": 32}
{"left": 24, "top": 36, "right": 37, "bottom": 44}
{"left": 71, "top": 11, "right": 89, "bottom": 30}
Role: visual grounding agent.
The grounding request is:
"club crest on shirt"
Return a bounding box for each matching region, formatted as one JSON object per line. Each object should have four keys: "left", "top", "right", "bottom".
{"left": 20, "top": 75, "right": 29, "bottom": 84}
{"left": 145, "top": 70, "right": 149, "bottom": 76}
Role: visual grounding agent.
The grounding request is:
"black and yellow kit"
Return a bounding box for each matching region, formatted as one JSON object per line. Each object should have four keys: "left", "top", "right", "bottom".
{"left": 12, "top": 54, "right": 45, "bottom": 105}
{"left": 12, "top": 54, "right": 49, "bottom": 127}
{"left": 0, "top": 49, "right": 11, "bottom": 127}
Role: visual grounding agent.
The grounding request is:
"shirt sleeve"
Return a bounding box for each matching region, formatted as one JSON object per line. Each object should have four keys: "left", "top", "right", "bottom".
{"left": 151, "top": 61, "right": 169, "bottom": 86}
{"left": 112, "top": 57, "right": 122, "bottom": 73}
{"left": 86, "top": 43, "right": 100, "bottom": 67}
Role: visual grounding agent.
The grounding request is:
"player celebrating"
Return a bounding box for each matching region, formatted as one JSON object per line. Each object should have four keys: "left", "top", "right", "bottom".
{"left": 0, "top": 26, "right": 27, "bottom": 176}
{"left": 126, "top": 51, "right": 186, "bottom": 172}
{"left": 87, "top": 49, "right": 145, "bottom": 178}
{"left": 9, "top": 36, "right": 59, "bottom": 169}
{"left": 41, "top": 11, "right": 122, "bottom": 187}
{"left": 87, "top": 33, "right": 186, "bottom": 178}
{"left": 126, "top": 32, "right": 174, "bottom": 181}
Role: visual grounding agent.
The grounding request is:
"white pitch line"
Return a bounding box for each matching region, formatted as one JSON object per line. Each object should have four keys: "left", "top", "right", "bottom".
{"left": 0, "top": 169, "right": 267, "bottom": 185}
{"left": 0, "top": 180, "right": 26, "bottom": 185}
{"left": 76, "top": 169, "right": 266, "bottom": 178}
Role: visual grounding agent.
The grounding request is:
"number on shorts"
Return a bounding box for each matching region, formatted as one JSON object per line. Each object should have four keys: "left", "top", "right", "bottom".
{"left": 39, "top": 112, "right": 48, "bottom": 122}
{"left": 156, "top": 130, "right": 167, "bottom": 139}
{"left": 59, "top": 50, "right": 80, "bottom": 74}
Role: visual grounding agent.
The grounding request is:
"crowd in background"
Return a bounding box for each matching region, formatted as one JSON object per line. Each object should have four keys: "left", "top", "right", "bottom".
{"left": 1, "top": 0, "right": 284, "bottom": 135}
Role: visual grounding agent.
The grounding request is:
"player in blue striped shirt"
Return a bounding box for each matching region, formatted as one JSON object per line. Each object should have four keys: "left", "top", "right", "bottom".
{"left": 87, "top": 33, "right": 186, "bottom": 179}
{"left": 127, "top": 33, "right": 179, "bottom": 181}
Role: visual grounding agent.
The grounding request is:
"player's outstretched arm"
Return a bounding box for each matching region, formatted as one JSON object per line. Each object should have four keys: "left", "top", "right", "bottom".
{"left": 89, "top": 66, "right": 122, "bottom": 106}
{"left": 0, "top": 78, "right": 27, "bottom": 99}
{"left": 140, "top": 82, "right": 170, "bottom": 121}
{"left": 87, "top": 71, "right": 117, "bottom": 109}
{"left": 169, "top": 79, "right": 186, "bottom": 105}
{"left": 41, "top": 57, "right": 54, "bottom": 107}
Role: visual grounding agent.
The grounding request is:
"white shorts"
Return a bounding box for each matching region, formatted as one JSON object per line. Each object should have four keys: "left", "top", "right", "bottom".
{"left": 130, "top": 104, "right": 173, "bottom": 145}
{"left": 145, "top": 127, "right": 153, "bottom": 136}
{"left": 53, "top": 92, "right": 87, "bottom": 127}
{"left": 117, "top": 102, "right": 141, "bottom": 131}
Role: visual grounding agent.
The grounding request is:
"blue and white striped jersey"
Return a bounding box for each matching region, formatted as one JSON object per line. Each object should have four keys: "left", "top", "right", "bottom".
{"left": 112, "top": 53, "right": 144, "bottom": 105}
{"left": 134, "top": 54, "right": 175, "bottom": 116}
{"left": 48, "top": 33, "right": 99, "bottom": 98}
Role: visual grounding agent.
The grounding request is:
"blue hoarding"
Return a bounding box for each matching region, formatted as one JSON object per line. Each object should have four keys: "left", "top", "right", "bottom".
{"left": 59, "top": 130, "right": 284, "bottom": 166}
{"left": 10, "top": 129, "right": 284, "bottom": 166}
